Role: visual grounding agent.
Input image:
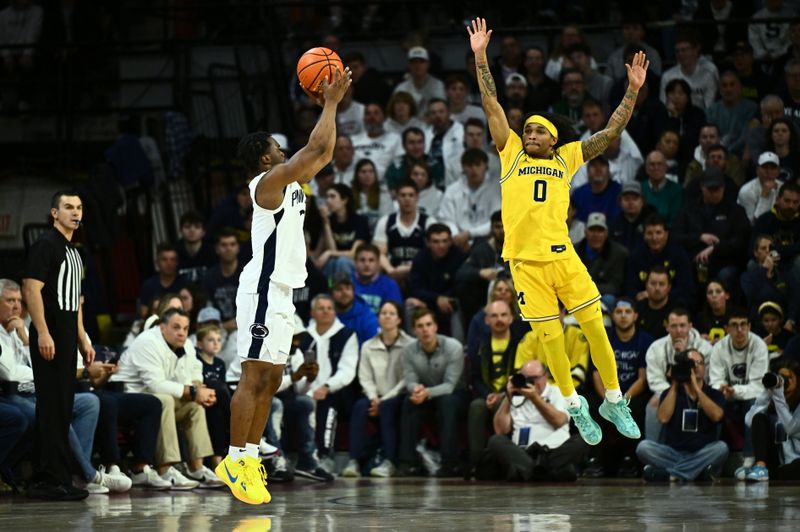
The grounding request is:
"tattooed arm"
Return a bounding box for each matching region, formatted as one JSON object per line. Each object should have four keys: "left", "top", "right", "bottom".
{"left": 467, "top": 18, "right": 510, "bottom": 151}
{"left": 581, "top": 51, "right": 650, "bottom": 161}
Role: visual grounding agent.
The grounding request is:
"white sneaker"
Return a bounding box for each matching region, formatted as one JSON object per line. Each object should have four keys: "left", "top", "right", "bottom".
{"left": 185, "top": 465, "right": 224, "bottom": 489}
{"left": 96, "top": 465, "right": 132, "bottom": 493}
{"left": 259, "top": 437, "right": 279, "bottom": 459}
{"left": 75, "top": 474, "right": 110, "bottom": 494}
{"left": 370, "top": 459, "right": 396, "bottom": 478}
{"left": 130, "top": 465, "right": 171, "bottom": 490}
{"left": 341, "top": 459, "right": 360, "bottom": 478}
{"left": 160, "top": 466, "right": 199, "bottom": 490}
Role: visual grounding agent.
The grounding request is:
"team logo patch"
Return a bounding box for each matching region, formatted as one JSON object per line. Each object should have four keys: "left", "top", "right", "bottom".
{"left": 250, "top": 323, "right": 269, "bottom": 339}
{"left": 732, "top": 363, "right": 747, "bottom": 381}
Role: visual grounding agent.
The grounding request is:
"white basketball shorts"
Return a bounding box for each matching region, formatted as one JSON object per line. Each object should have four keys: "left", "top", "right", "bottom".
{"left": 235, "top": 281, "right": 295, "bottom": 365}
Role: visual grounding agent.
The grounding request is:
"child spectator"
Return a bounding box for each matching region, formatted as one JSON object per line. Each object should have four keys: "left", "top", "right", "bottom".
{"left": 196, "top": 325, "right": 230, "bottom": 468}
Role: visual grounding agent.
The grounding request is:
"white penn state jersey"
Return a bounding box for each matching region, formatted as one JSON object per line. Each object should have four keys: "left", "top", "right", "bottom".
{"left": 238, "top": 174, "right": 308, "bottom": 292}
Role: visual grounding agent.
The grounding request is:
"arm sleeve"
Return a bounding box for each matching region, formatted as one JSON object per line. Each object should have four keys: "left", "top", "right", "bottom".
{"left": 403, "top": 346, "right": 420, "bottom": 394}
{"left": 358, "top": 348, "right": 379, "bottom": 400}
{"left": 559, "top": 142, "right": 586, "bottom": 187}
{"left": 25, "top": 238, "right": 56, "bottom": 283}
{"left": 0, "top": 336, "right": 14, "bottom": 381}
{"left": 744, "top": 390, "right": 773, "bottom": 427}
{"left": 409, "top": 257, "right": 439, "bottom": 308}
{"left": 134, "top": 342, "right": 184, "bottom": 398}
{"left": 498, "top": 130, "right": 524, "bottom": 183}
{"left": 748, "top": 23, "right": 768, "bottom": 61}
{"left": 427, "top": 340, "right": 464, "bottom": 398}
{"left": 372, "top": 215, "right": 389, "bottom": 246}
{"left": 325, "top": 334, "right": 359, "bottom": 393}
{"left": 436, "top": 188, "right": 460, "bottom": 235}
{"left": 772, "top": 391, "right": 800, "bottom": 436}
{"left": 708, "top": 344, "right": 727, "bottom": 390}
{"left": 469, "top": 344, "right": 490, "bottom": 399}
{"left": 646, "top": 342, "right": 670, "bottom": 394}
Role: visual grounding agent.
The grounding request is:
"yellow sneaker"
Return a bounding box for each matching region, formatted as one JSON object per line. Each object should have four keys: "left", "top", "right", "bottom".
{"left": 215, "top": 455, "right": 267, "bottom": 505}
{"left": 249, "top": 456, "right": 272, "bottom": 505}
{"left": 233, "top": 517, "right": 272, "bottom": 532}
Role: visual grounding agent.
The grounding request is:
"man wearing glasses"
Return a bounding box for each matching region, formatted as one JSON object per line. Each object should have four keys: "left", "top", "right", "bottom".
{"left": 709, "top": 307, "right": 770, "bottom": 471}
{"left": 474, "top": 360, "right": 588, "bottom": 482}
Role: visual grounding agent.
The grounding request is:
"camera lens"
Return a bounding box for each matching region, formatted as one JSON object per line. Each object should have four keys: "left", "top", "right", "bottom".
{"left": 762, "top": 372, "right": 783, "bottom": 389}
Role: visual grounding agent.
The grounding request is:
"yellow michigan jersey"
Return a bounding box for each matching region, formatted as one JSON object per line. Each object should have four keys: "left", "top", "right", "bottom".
{"left": 498, "top": 130, "right": 584, "bottom": 262}
{"left": 514, "top": 325, "right": 589, "bottom": 391}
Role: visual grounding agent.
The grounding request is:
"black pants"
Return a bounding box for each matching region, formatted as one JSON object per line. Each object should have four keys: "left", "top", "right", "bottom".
{"left": 93, "top": 390, "right": 161, "bottom": 466}
{"left": 316, "top": 387, "right": 358, "bottom": 457}
{"left": 203, "top": 380, "right": 231, "bottom": 457}
{"left": 399, "top": 390, "right": 468, "bottom": 468}
{"left": 29, "top": 314, "right": 78, "bottom": 486}
{"left": 751, "top": 412, "right": 800, "bottom": 480}
{"left": 475, "top": 433, "right": 588, "bottom": 482}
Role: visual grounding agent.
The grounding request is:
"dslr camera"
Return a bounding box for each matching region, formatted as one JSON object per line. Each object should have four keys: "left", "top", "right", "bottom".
{"left": 671, "top": 351, "right": 696, "bottom": 383}
{"left": 510, "top": 373, "right": 535, "bottom": 392}
{"left": 762, "top": 372, "right": 784, "bottom": 389}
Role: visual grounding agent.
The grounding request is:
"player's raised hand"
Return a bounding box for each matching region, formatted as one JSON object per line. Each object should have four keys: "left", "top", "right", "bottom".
{"left": 625, "top": 51, "right": 649, "bottom": 91}
{"left": 319, "top": 66, "right": 352, "bottom": 105}
{"left": 467, "top": 18, "right": 493, "bottom": 54}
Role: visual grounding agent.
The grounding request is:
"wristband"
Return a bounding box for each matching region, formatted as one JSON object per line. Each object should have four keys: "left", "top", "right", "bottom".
{"left": 189, "top": 384, "right": 197, "bottom": 400}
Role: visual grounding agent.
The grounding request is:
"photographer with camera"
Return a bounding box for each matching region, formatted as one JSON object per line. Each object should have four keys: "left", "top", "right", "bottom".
{"left": 709, "top": 308, "right": 769, "bottom": 465}
{"left": 636, "top": 349, "right": 728, "bottom": 481}
{"left": 738, "top": 359, "right": 800, "bottom": 481}
{"left": 645, "top": 308, "right": 713, "bottom": 440}
{"left": 474, "top": 360, "right": 587, "bottom": 482}
{"left": 741, "top": 235, "right": 798, "bottom": 328}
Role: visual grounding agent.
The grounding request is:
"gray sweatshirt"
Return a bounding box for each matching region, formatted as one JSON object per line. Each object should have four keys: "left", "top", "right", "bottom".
{"left": 709, "top": 332, "right": 769, "bottom": 401}
{"left": 402, "top": 334, "right": 465, "bottom": 398}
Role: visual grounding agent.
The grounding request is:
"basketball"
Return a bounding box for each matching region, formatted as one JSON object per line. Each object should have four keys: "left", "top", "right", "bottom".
{"left": 296, "top": 47, "right": 344, "bottom": 95}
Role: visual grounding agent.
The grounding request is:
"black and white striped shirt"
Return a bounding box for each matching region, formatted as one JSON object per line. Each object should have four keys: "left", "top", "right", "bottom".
{"left": 25, "top": 228, "right": 83, "bottom": 313}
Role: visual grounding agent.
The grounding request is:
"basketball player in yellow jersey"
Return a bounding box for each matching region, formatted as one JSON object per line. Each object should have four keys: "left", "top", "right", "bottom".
{"left": 468, "top": 18, "right": 648, "bottom": 445}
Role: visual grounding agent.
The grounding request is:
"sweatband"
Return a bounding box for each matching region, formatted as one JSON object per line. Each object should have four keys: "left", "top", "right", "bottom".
{"left": 524, "top": 114, "right": 558, "bottom": 139}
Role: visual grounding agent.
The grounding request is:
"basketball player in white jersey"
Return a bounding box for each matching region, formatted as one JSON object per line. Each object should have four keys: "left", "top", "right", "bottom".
{"left": 216, "top": 68, "right": 352, "bottom": 505}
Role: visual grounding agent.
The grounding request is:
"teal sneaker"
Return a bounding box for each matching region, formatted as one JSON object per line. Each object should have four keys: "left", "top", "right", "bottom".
{"left": 566, "top": 395, "right": 602, "bottom": 446}
{"left": 745, "top": 465, "right": 769, "bottom": 482}
{"left": 599, "top": 398, "right": 642, "bottom": 439}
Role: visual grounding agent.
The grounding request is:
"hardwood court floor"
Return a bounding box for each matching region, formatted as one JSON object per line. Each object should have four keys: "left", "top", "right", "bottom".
{"left": 0, "top": 479, "right": 797, "bottom": 531}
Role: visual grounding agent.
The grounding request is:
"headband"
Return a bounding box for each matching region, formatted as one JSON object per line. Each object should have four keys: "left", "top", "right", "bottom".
{"left": 524, "top": 114, "right": 558, "bottom": 140}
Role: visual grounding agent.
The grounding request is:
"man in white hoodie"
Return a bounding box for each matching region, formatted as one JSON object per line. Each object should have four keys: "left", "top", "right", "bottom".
{"left": 113, "top": 308, "right": 221, "bottom": 489}
{"left": 292, "top": 294, "right": 359, "bottom": 476}
{"left": 437, "top": 148, "right": 502, "bottom": 251}
{"left": 709, "top": 307, "right": 769, "bottom": 465}
{"left": 644, "top": 308, "right": 713, "bottom": 440}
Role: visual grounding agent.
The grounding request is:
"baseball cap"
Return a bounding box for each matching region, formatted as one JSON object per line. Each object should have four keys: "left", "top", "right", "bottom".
{"left": 292, "top": 314, "right": 306, "bottom": 335}
{"left": 197, "top": 306, "right": 222, "bottom": 323}
{"left": 588, "top": 155, "right": 609, "bottom": 166}
{"left": 620, "top": 180, "right": 642, "bottom": 196}
{"left": 758, "top": 151, "right": 780, "bottom": 167}
{"left": 505, "top": 73, "right": 528, "bottom": 87}
{"left": 330, "top": 271, "right": 353, "bottom": 288}
{"left": 586, "top": 212, "right": 608, "bottom": 230}
{"left": 408, "top": 46, "right": 429, "bottom": 61}
{"left": 700, "top": 166, "right": 725, "bottom": 188}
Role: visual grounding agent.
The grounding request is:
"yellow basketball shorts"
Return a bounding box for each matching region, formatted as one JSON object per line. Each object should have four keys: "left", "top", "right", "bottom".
{"left": 509, "top": 249, "right": 601, "bottom": 322}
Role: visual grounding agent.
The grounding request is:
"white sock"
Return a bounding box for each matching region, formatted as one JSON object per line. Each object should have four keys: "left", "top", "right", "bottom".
{"left": 743, "top": 456, "right": 755, "bottom": 468}
{"left": 229, "top": 445, "right": 248, "bottom": 461}
{"left": 564, "top": 391, "right": 581, "bottom": 409}
{"left": 605, "top": 388, "right": 623, "bottom": 404}
{"left": 245, "top": 443, "right": 259, "bottom": 459}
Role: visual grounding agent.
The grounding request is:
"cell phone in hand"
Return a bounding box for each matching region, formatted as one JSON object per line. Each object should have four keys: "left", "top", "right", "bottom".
{"left": 304, "top": 349, "right": 317, "bottom": 364}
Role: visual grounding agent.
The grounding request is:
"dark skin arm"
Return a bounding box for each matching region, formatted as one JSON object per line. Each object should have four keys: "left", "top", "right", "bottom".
{"left": 255, "top": 69, "right": 352, "bottom": 210}
{"left": 581, "top": 51, "right": 649, "bottom": 161}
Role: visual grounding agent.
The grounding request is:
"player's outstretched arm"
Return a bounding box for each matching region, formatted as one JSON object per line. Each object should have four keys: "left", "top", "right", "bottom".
{"left": 581, "top": 51, "right": 649, "bottom": 161}
{"left": 257, "top": 68, "right": 352, "bottom": 202}
{"left": 467, "top": 18, "right": 509, "bottom": 152}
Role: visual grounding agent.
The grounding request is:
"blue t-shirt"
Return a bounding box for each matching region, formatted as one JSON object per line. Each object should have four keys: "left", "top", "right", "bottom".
{"left": 353, "top": 274, "right": 403, "bottom": 315}
{"left": 607, "top": 327, "right": 654, "bottom": 394}
{"left": 660, "top": 384, "right": 725, "bottom": 453}
{"left": 571, "top": 180, "right": 622, "bottom": 223}
{"left": 139, "top": 274, "right": 188, "bottom": 310}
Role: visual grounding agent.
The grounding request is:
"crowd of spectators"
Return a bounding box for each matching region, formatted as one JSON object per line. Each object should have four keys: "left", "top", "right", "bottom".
{"left": 4, "top": 2, "right": 800, "bottom": 495}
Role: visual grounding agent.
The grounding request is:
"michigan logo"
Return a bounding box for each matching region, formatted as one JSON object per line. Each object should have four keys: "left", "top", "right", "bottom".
{"left": 517, "top": 291, "right": 526, "bottom": 305}
{"left": 250, "top": 323, "right": 269, "bottom": 339}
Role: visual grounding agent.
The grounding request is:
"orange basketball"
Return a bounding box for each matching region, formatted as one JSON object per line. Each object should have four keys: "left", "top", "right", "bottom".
{"left": 297, "top": 47, "right": 344, "bottom": 95}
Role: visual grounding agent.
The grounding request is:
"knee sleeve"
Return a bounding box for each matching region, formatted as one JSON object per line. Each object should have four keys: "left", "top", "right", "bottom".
{"left": 529, "top": 318, "right": 564, "bottom": 343}
{"left": 572, "top": 300, "right": 603, "bottom": 325}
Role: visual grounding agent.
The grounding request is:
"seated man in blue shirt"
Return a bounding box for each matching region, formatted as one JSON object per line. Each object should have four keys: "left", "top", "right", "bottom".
{"left": 352, "top": 244, "right": 403, "bottom": 316}
{"left": 636, "top": 348, "right": 728, "bottom": 482}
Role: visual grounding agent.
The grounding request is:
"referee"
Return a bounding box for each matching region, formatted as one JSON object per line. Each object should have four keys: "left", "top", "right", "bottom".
{"left": 23, "top": 191, "right": 95, "bottom": 500}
